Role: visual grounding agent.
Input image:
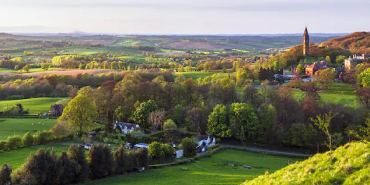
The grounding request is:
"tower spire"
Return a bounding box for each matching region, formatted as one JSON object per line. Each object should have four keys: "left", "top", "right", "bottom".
{"left": 303, "top": 27, "right": 309, "bottom": 56}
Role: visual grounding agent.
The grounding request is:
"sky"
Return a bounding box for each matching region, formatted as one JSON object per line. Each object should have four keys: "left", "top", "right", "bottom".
{"left": 0, "top": 0, "right": 369, "bottom": 34}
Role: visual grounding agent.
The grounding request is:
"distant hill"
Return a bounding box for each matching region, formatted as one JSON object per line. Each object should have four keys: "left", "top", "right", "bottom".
{"left": 322, "top": 32, "right": 370, "bottom": 54}
{"left": 243, "top": 142, "right": 370, "bottom": 185}
{"left": 0, "top": 33, "right": 13, "bottom": 38}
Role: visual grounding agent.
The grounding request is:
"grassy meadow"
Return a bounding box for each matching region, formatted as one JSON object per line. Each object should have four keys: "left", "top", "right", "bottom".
{"left": 0, "top": 118, "right": 58, "bottom": 140}
{"left": 0, "top": 97, "right": 67, "bottom": 113}
{"left": 82, "top": 149, "right": 302, "bottom": 185}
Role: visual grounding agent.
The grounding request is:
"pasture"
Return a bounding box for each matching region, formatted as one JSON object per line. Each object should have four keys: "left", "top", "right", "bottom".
{"left": 293, "top": 91, "right": 357, "bottom": 107}
{"left": 0, "top": 97, "right": 67, "bottom": 113}
{"left": 82, "top": 149, "right": 302, "bottom": 185}
{"left": 0, "top": 118, "right": 58, "bottom": 140}
{"left": 175, "top": 72, "right": 216, "bottom": 79}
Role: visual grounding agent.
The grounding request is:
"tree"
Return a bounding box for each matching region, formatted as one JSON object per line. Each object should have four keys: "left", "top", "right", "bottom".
{"left": 257, "top": 104, "right": 277, "bottom": 144}
{"left": 51, "top": 121, "right": 74, "bottom": 138}
{"left": 87, "top": 144, "right": 114, "bottom": 179}
{"left": 325, "top": 56, "right": 331, "bottom": 64}
{"left": 114, "top": 146, "right": 128, "bottom": 174}
{"left": 149, "top": 110, "right": 166, "bottom": 131}
{"left": 22, "top": 64, "right": 30, "bottom": 73}
{"left": 229, "top": 103, "right": 259, "bottom": 141}
{"left": 311, "top": 111, "right": 337, "bottom": 153}
{"left": 56, "top": 152, "right": 76, "bottom": 185}
{"left": 163, "top": 119, "right": 177, "bottom": 131}
{"left": 273, "top": 61, "right": 280, "bottom": 71}
{"left": 132, "top": 100, "right": 157, "bottom": 132}
{"left": 41, "top": 63, "right": 51, "bottom": 70}
{"left": 207, "top": 104, "right": 231, "bottom": 138}
{"left": 148, "top": 142, "right": 164, "bottom": 158}
{"left": 186, "top": 107, "right": 203, "bottom": 133}
{"left": 135, "top": 147, "right": 149, "bottom": 168}
{"left": 296, "top": 63, "right": 305, "bottom": 74}
{"left": 59, "top": 95, "right": 98, "bottom": 136}
{"left": 0, "top": 164, "right": 12, "bottom": 185}
{"left": 68, "top": 145, "right": 88, "bottom": 182}
{"left": 335, "top": 55, "right": 347, "bottom": 65}
{"left": 181, "top": 137, "right": 197, "bottom": 157}
{"left": 314, "top": 68, "right": 335, "bottom": 90}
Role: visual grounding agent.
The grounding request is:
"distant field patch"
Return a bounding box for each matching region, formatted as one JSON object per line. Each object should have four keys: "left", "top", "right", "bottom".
{"left": 175, "top": 72, "right": 216, "bottom": 79}
{"left": 0, "top": 118, "right": 58, "bottom": 140}
{"left": 165, "top": 41, "right": 227, "bottom": 50}
{"left": 0, "top": 97, "right": 67, "bottom": 113}
{"left": 293, "top": 91, "right": 357, "bottom": 107}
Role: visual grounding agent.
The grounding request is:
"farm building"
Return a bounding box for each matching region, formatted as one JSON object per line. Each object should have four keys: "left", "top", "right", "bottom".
{"left": 305, "top": 60, "right": 329, "bottom": 76}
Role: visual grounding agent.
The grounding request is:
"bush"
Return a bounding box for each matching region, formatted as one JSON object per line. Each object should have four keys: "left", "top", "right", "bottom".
{"left": 34, "top": 130, "right": 54, "bottom": 145}
{"left": 68, "top": 144, "right": 88, "bottom": 182}
{"left": 181, "top": 137, "right": 197, "bottom": 157}
{"left": 12, "top": 149, "right": 57, "bottom": 185}
{"left": 22, "top": 132, "right": 34, "bottom": 146}
{"left": 135, "top": 147, "right": 149, "bottom": 168}
{"left": 149, "top": 142, "right": 164, "bottom": 158}
{"left": 114, "top": 146, "right": 128, "bottom": 174}
{"left": 0, "top": 141, "right": 6, "bottom": 151}
{"left": 87, "top": 144, "right": 114, "bottom": 179}
{"left": 162, "top": 143, "right": 175, "bottom": 156}
{"left": 5, "top": 135, "right": 22, "bottom": 150}
{"left": 0, "top": 164, "right": 12, "bottom": 185}
{"left": 51, "top": 121, "right": 73, "bottom": 138}
{"left": 163, "top": 119, "right": 177, "bottom": 131}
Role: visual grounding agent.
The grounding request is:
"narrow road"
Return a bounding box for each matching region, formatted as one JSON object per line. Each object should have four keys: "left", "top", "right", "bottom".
{"left": 220, "top": 144, "right": 312, "bottom": 157}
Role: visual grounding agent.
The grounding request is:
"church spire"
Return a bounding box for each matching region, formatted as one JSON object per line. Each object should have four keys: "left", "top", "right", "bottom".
{"left": 303, "top": 27, "right": 309, "bottom": 56}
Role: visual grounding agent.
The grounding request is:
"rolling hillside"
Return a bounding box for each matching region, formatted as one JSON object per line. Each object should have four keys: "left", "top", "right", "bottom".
{"left": 322, "top": 32, "right": 370, "bottom": 53}
{"left": 243, "top": 142, "right": 370, "bottom": 185}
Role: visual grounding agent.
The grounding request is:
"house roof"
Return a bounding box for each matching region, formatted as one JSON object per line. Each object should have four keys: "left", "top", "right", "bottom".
{"left": 196, "top": 135, "right": 210, "bottom": 141}
{"left": 306, "top": 61, "right": 329, "bottom": 70}
{"left": 115, "top": 122, "right": 139, "bottom": 129}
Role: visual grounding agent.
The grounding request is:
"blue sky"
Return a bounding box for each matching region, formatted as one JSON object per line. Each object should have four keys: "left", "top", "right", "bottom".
{"left": 0, "top": 0, "right": 369, "bottom": 34}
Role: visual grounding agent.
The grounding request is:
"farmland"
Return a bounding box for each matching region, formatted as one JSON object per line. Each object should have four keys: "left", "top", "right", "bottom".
{"left": 81, "top": 149, "right": 302, "bottom": 185}
{"left": 0, "top": 97, "right": 67, "bottom": 113}
{"left": 0, "top": 118, "right": 58, "bottom": 140}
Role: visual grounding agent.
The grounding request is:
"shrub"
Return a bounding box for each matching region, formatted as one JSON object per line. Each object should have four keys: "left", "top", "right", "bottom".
{"left": 163, "top": 119, "right": 177, "bottom": 131}
{"left": 114, "top": 146, "right": 127, "bottom": 174}
{"left": 0, "top": 141, "right": 6, "bottom": 151}
{"left": 181, "top": 137, "right": 197, "bottom": 157}
{"left": 55, "top": 151, "right": 76, "bottom": 185}
{"left": 5, "top": 135, "right": 22, "bottom": 150}
{"left": 87, "top": 144, "right": 114, "bottom": 179}
{"left": 126, "top": 152, "right": 138, "bottom": 172}
{"left": 2, "top": 105, "right": 21, "bottom": 116}
{"left": 68, "top": 144, "right": 88, "bottom": 182}
{"left": 0, "top": 164, "right": 12, "bottom": 185}
{"left": 51, "top": 121, "right": 73, "bottom": 138}
{"left": 136, "top": 147, "right": 149, "bottom": 168}
{"left": 162, "top": 143, "right": 176, "bottom": 156}
{"left": 34, "top": 130, "right": 54, "bottom": 145}
{"left": 12, "top": 149, "right": 57, "bottom": 185}
{"left": 149, "top": 142, "right": 164, "bottom": 158}
{"left": 22, "top": 132, "right": 34, "bottom": 146}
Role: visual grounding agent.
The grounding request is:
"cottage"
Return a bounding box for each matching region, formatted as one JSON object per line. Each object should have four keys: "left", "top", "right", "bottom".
{"left": 49, "top": 104, "right": 64, "bottom": 117}
{"left": 114, "top": 121, "right": 140, "bottom": 134}
{"left": 196, "top": 135, "right": 216, "bottom": 153}
{"left": 305, "top": 60, "right": 329, "bottom": 76}
{"left": 344, "top": 54, "right": 370, "bottom": 69}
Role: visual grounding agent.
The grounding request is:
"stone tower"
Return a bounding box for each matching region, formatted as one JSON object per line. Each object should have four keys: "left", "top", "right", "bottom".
{"left": 303, "top": 27, "right": 309, "bottom": 56}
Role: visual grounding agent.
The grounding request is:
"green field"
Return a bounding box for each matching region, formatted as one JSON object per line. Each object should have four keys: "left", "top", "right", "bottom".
{"left": 293, "top": 91, "right": 357, "bottom": 107}
{"left": 0, "top": 118, "right": 58, "bottom": 140}
{"left": 0, "top": 97, "right": 67, "bottom": 113}
{"left": 81, "top": 149, "right": 301, "bottom": 185}
{"left": 117, "top": 40, "right": 154, "bottom": 47}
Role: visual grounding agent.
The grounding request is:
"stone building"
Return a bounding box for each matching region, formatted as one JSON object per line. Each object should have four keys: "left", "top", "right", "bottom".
{"left": 303, "top": 27, "right": 309, "bottom": 56}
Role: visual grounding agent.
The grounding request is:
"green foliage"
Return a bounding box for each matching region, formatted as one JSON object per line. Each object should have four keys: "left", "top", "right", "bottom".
{"left": 311, "top": 111, "right": 337, "bottom": 153}
{"left": 56, "top": 151, "right": 76, "bottom": 185}
{"left": 68, "top": 144, "right": 88, "bottom": 182}
{"left": 60, "top": 94, "right": 98, "bottom": 134}
{"left": 132, "top": 100, "right": 157, "bottom": 131}
{"left": 34, "top": 130, "right": 54, "bottom": 145}
{"left": 243, "top": 142, "right": 370, "bottom": 185}
{"left": 41, "top": 63, "right": 51, "bottom": 70}
{"left": 135, "top": 147, "right": 149, "bottom": 167}
{"left": 336, "top": 55, "right": 347, "bottom": 65}
{"left": 229, "top": 103, "right": 259, "bottom": 141}
{"left": 207, "top": 104, "right": 231, "bottom": 138}
{"left": 0, "top": 164, "right": 12, "bottom": 185}
{"left": 163, "top": 119, "right": 177, "bottom": 131}
{"left": 257, "top": 104, "right": 277, "bottom": 143}
{"left": 149, "top": 141, "right": 164, "bottom": 158}
{"left": 162, "top": 143, "right": 175, "bottom": 156}
{"left": 297, "top": 63, "right": 305, "bottom": 74}
{"left": 288, "top": 123, "right": 317, "bottom": 147}
{"left": 87, "top": 144, "right": 114, "bottom": 179}
{"left": 114, "top": 146, "right": 129, "bottom": 174}
{"left": 12, "top": 149, "right": 57, "bottom": 185}
{"left": 181, "top": 137, "right": 197, "bottom": 157}
{"left": 5, "top": 135, "right": 22, "bottom": 150}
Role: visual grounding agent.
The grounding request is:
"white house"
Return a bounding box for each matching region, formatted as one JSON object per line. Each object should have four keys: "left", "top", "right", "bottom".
{"left": 114, "top": 121, "right": 140, "bottom": 134}
{"left": 196, "top": 135, "right": 216, "bottom": 152}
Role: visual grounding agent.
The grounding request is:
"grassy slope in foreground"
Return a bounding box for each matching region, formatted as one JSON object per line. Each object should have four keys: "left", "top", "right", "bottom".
{"left": 82, "top": 149, "right": 302, "bottom": 185}
{"left": 0, "top": 118, "right": 58, "bottom": 140}
{"left": 243, "top": 142, "right": 370, "bottom": 185}
{"left": 0, "top": 97, "right": 66, "bottom": 113}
